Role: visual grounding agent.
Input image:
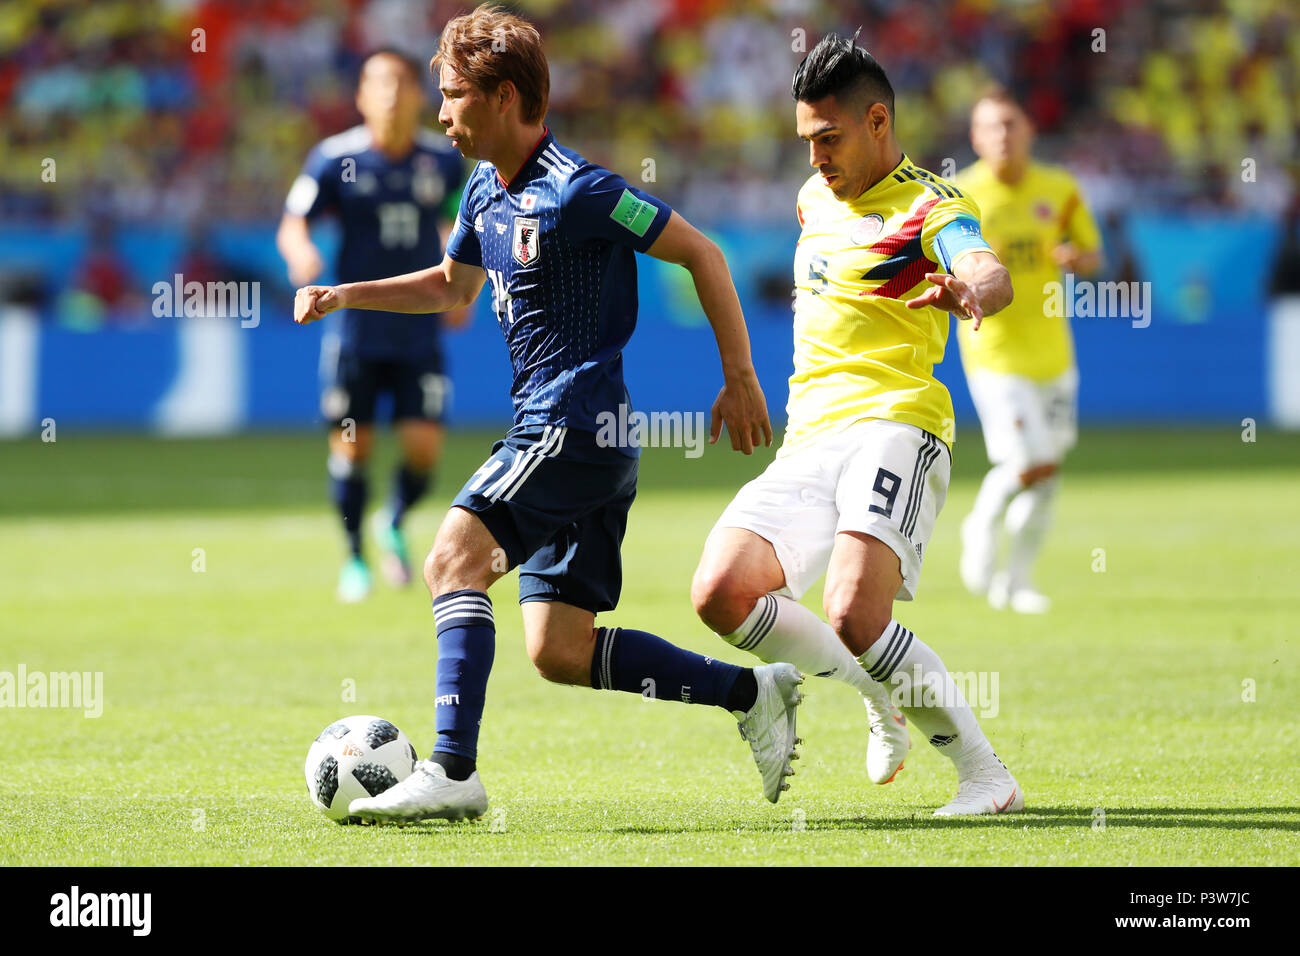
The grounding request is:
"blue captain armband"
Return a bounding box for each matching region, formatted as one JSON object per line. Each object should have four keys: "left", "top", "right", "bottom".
{"left": 934, "top": 217, "right": 993, "bottom": 272}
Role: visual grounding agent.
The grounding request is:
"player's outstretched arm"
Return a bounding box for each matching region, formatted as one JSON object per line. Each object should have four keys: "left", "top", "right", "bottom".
{"left": 645, "top": 211, "right": 772, "bottom": 455}
{"left": 436, "top": 221, "right": 475, "bottom": 329}
{"left": 904, "top": 251, "right": 1013, "bottom": 331}
{"left": 293, "top": 255, "right": 486, "bottom": 325}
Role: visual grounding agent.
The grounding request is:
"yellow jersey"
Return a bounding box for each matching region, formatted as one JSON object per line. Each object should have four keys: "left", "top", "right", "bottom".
{"left": 953, "top": 160, "right": 1102, "bottom": 381}
{"left": 784, "top": 154, "right": 990, "bottom": 457}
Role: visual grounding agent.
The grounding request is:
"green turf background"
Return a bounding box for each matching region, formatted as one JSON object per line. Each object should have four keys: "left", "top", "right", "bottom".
{"left": 1, "top": 427, "right": 1296, "bottom": 865}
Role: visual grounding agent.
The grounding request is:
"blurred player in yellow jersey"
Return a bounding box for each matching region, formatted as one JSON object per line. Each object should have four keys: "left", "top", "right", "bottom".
{"left": 955, "top": 88, "right": 1103, "bottom": 614}
{"left": 692, "top": 32, "right": 1026, "bottom": 815}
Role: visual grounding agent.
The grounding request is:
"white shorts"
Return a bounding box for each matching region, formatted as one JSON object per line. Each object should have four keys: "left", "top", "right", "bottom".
{"left": 967, "top": 367, "right": 1078, "bottom": 470}
{"left": 712, "top": 419, "right": 951, "bottom": 602}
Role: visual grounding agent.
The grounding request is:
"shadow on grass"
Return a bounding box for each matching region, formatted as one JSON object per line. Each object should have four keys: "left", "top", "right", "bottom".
{"left": 604, "top": 805, "right": 1300, "bottom": 835}
{"left": 380, "top": 805, "right": 1300, "bottom": 836}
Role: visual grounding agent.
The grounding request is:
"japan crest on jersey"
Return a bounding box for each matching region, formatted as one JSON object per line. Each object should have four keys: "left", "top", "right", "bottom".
{"left": 513, "top": 216, "right": 540, "bottom": 266}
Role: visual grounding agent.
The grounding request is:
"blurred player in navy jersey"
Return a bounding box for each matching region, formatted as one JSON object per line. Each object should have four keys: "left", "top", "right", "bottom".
{"left": 294, "top": 4, "right": 803, "bottom": 822}
{"left": 277, "top": 48, "right": 469, "bottom": 603}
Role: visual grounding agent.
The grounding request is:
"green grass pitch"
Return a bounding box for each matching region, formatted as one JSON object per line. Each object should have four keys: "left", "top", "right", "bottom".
{"left": 1, "top": 427, "right": 1297, "bottom": 866}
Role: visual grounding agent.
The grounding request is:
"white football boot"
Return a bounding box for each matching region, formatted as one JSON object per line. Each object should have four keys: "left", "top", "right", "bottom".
{"left": 990, "top": 572, "right": 1052, "bottom": 614}
{"left": 349, "top": 759, "right": 488, "bottom": 823}
{"left": 736, "top": 663, "right": 803, "bottom": 803}
{"left": 933, "top": 756, "right": 1025, "bottom": 816}
{"left": 862, "top": 695, "right": 910, "bottom": 784}
{"left": 1008, "top": 587, "right": 1051, "bottom": 615}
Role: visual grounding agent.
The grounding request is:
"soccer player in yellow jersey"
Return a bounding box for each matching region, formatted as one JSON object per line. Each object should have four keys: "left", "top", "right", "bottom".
{"left": 955, "top": 88, "right": 1103, "bottom": 614}
{"left": 692, "top": 32, "right": 1025, "bottom": 815}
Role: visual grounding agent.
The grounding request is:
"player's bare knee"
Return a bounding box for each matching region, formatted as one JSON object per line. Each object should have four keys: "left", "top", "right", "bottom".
{"left": 691, "top": 566, "right": 751, "bottom": 635}
{"left": 422, "top": 546, "right": 445, "bottom": 595}
{"left": 424, "top": 539, "right": 481, "bottom": 595}
{"left": 330, "top": 428, "right": 373, "bottom": 463}
{"left": 1020, "top": 462, "right": 1059, "bottom": 486}
{"left": 824, "top": 593, "right": 891, "bottom": 657}
{"left": 527, "top": 631, "right": 590, "bottom": 686}
{"left": 527, "top": 643, "right": 565, "bottom": 684}
{"left": 529, "top": 650, "right": 579, "bottom": 686}
{"left": 688, "top": 563, "right": 721, "bottom": 622}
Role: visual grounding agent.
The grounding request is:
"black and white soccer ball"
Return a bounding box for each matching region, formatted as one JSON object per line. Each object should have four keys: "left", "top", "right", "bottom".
{"left": 304, "top": 715, "right": 417, "bottom": 823}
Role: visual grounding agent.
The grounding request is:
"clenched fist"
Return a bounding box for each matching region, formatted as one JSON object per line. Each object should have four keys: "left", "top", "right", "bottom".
{"left": 294, "top": 285, "right": 344, "bottom": 325}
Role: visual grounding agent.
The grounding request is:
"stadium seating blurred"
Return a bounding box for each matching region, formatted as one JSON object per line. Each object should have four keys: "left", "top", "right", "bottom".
{"left": 1, "top": 0, "right": 1297, "bottom": 432}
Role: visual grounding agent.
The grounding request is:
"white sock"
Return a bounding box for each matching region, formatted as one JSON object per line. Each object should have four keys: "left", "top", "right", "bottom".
{"left": 857, "top": 620, "right": 996, "bottom": 776}
{"left": 1005, "top": 475, "right": 1059, "bottom": 591}
{"left": 723, "top": 593, "right": 894, "bottom": 710}
{"left": 969, "top": 462, "right": 1024, "bottom": 535}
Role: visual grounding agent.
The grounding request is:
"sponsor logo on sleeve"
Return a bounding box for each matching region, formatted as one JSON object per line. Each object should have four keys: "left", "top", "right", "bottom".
{"left": 610, "top": 188, "right": 657, "bottom": 238}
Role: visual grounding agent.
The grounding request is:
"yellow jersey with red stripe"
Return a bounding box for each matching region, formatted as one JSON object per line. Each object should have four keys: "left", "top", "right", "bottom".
{"left": 954, "top": 160, "right": 1102, "bottom": 381}
{"left": 784, "top": 155, "right": 990, "bottom": 457}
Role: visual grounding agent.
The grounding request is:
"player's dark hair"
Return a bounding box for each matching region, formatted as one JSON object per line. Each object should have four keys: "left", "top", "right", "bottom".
{"left": 792, "top": 29, "right": 895, "bottom": 119}
{"left": 432, "top": 3, "right": 549, "bottom": 124}
{"left": 360, "top": 46, "right": 425, "bottom": 85}
{"left": 971, "top": 83, "right": 1028, "bottom": 117}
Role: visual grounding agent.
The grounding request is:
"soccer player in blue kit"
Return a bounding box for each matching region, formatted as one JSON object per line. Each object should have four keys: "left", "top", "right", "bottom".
{"left": 293, "top": 4, "right": 802, "bottom": 821}
{"left": 278, "top": 48, "right": 469, "bottom": 603}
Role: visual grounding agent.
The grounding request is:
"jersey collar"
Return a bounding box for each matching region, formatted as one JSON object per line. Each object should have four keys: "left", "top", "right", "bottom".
{"left": 497, "top": 127, "right": 553, "bottom": 190}
{"left": 847, "top": 152, "right": 909, "bottom": 204}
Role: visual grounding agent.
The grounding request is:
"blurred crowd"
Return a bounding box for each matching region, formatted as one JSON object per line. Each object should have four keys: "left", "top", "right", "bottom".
{"left": 1, "top": 0, "right": 1297, "bottom": 228}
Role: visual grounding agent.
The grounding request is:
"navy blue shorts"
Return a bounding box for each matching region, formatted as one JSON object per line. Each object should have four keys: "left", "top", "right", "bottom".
{"left": 321, "top": 351, "right": 450, "bottom": 427}
{"left": 451, "top": 425, "right": 638, "bottom": 614}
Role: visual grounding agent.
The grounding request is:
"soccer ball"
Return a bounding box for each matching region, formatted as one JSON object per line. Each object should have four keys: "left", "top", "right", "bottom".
{"left": 304, "top": 715, "right": 417, "bottom": 823}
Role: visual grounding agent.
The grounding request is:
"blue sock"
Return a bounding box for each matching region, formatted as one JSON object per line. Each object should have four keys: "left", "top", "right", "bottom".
{"left": 330, "top": 473, "right": 368, "bottom": 559}
{"left": 590, "top": 626, "right": 749, "bottom": 711}
{"left": 390, "top": 465, "right": 430, "bottom": 528}
{"left": 430, "top": 590, "right": 495, "bottom": 770}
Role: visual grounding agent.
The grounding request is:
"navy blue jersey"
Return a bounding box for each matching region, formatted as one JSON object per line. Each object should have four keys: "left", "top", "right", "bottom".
{"left": 445, "top": 129, "right": 672, "bottom": 450}
{"left": 287, "top": 125, "right": 466, "bottom": 360}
